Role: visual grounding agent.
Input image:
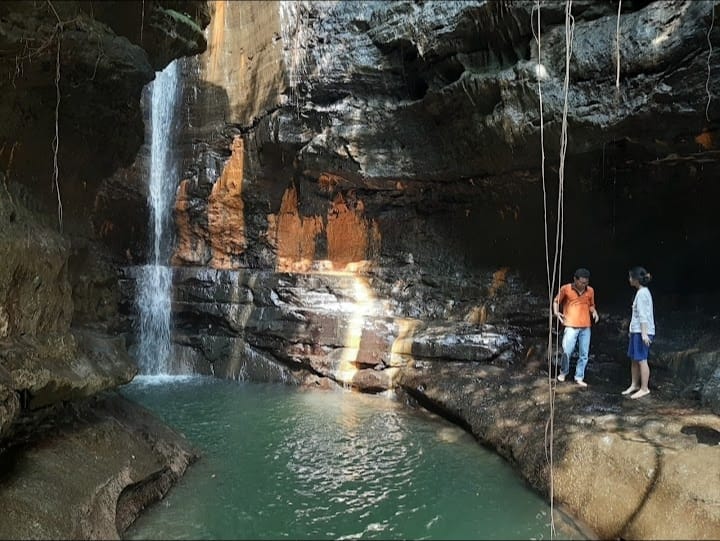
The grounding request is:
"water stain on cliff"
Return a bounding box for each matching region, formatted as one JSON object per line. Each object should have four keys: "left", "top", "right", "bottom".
{"left": 207, "top": 136, "right": 247, "bottom": 269}
{"left": 267, "top": 178, "right": 381, "bottom": 273}
{"left": 267, "top": 184, "right": 324, "bottom": 272}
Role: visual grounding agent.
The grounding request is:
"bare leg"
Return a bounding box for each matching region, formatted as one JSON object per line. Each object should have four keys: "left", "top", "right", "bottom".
{"left": 630, "top": 361, "right": 650, "bottom": 399}
{"left": 622, "top": 362, "right": 640, "bottom": 395}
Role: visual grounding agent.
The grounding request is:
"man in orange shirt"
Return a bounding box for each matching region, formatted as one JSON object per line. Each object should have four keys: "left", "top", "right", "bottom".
{"left": 552, "top": 268, "right": 600, "bottom": 387}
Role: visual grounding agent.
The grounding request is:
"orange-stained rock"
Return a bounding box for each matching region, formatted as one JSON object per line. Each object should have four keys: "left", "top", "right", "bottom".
{"left": 208, "top": 136, "right": 246, "bottom": 269}
{"left": 171, "top": 179, "right": 209, "bottom": 265}
{"left": 267, "top": 185, "right": 324, "bottom": 273}
{"left": 464, "top": 304, "right": 488, "bottom": 325}
{"left": 327, "top": 192, "right": 375, "bottom": 268}
{"left": 464, "top": 267, "right": 509, "bottom": 324}
{"left": 266, "top": 183, "right": 381, "bottom": 272}
{"left": 318, "top": 172, "right": 342, "bottom": 192}
{"left": 695, "top": 129, "right": 714, "bottom": 149}
{"left": 488, "top": 266, "right": 509, "bottom": 297}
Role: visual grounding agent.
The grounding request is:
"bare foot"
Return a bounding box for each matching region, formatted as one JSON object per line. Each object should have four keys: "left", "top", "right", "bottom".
{"left": 621, "top": 386, "right": 639, "bottom": 396}
{"left": 630, "top": 389, "right": 650, "bottom": 399}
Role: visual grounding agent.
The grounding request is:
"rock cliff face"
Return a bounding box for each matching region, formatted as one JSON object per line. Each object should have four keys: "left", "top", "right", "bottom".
{"left": 0, "top": 1, "right": 209, "bottom": 538}
{"left": 1, "top": 0, "right": 720, "bottom": 539}
{"left": 113, "top": 1, "right": 720, "bottom": 538}
{"left": 159, "top": 0, "right": 720, "bottom": 403}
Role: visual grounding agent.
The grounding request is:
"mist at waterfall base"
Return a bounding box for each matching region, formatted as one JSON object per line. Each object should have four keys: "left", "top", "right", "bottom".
{"left": 122, "top": 378, "right": 583, "bottom": 540}
{"left": 135, "top": 60, "right": 181, "bottom": 375}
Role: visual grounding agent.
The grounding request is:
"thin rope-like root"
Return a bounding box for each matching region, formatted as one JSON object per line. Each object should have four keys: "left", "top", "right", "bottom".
{"left": 10, "top": 1, "right": 75, "bottom": 231}
{"left": 557, "top": 2, "right": 574, "bottom": 300}
{"left": 141, "top": 0, "right": 145, "bottom": 43}
{"left": 47, "top": 0, "right": 64, "bottom": 231}
{"left": 7, "top": 142, "right": 18, "bottom": 179}
{"left": 47, "top": 0, "right": 61, "bottom": 23}
{"left": 540, "top": 2, "right": 574, "bottom": 536}
{"left": 1, "top": 143, "right": 19, "bottom": 206}
{"left": 707, "top": 1, "right": 715, "bottom": 122}
{"left": 461, "top": 77, "right": 478, "bottom": 107}
{"left": 615, "top": 0, "right": 621, "bottom": 90}
{"left": 530, "top": 2, "right": 550, "bottom": 297}
{"left": 533, "top": 1, "right": 559, "bottom": 538}
{"left": 52, "top": 33, "right": 63, "bottom": 232}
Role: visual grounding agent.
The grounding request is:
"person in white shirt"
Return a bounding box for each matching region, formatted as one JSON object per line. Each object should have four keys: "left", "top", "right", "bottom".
{"left": 621, "top": 266, "right": 655, "bottom": 399}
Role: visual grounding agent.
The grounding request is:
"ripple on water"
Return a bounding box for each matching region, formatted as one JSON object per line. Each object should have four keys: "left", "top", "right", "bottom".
{"left": 121, "top": 379, "right": 584, "bottom": 540}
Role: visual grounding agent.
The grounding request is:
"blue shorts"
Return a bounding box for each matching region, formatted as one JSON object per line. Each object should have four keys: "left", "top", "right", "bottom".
{"left": 627, "top": 332, "right": 654, "bottom": 361}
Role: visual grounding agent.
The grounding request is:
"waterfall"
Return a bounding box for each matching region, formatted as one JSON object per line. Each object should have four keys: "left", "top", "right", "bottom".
{"left": 136, "top": 60, "right": 181, "bottom": 375}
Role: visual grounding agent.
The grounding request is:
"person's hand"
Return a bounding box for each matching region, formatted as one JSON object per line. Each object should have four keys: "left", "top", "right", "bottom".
{"left": 593, "top": 311, "right": 599, "bottom": 323}
{"left": 642, "top": 334, "right": 651, "bottom": 346}
{"left": 556, "top": 313, "right": 565, "bottom": 323}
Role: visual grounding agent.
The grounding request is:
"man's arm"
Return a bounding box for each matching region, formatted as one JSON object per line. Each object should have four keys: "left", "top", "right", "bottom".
{"left": 589, "top": 288, "right": 599, "bottom": 323}
{"left": 552, "top": 289, "right": 565, "bottom": 322}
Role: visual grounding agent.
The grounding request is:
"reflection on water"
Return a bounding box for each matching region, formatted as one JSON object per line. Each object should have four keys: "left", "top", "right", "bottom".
{"left": 121, "top": 377, "right": 582, "bottom": 540}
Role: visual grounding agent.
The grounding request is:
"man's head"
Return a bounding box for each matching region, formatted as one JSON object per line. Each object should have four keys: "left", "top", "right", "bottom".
{"left": 573, "top": 268, "right": 590, "bottom": 290}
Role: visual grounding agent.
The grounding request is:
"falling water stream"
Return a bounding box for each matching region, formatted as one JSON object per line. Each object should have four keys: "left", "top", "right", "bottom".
{"left": 135, "top": 60, "right": 181, "bottom": 375}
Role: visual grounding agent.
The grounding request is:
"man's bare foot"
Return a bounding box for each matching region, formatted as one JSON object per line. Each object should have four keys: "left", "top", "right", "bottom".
{"left": 621, "top": 386, "right": 639, "bottom": 396}
{"left": 630, "top": 389, "right": 650, "bottom": 399}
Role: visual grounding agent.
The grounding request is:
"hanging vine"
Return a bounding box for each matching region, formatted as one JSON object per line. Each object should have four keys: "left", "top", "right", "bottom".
{"left": 47, "top": 0, "right": 67, "bottom": 231}
{"left": 707, "top": 1, "right": 715, "bottom": 121}
{"left": 556, "top": 1, "right": 573, "bottom": 293}
{"left": 532, "top": 0, "right": 553, "bottom": 537}
{"left": 0, "top": 143, "right": 18, "bottom": 206}
{"left": 615, "top": 0, "right": 622, "bottom": 89}
{"left": 141, "top": 0, "right": 146, "bottom": 44}
{"left": 532, "top": 1, "right": 574, "bottom": 538}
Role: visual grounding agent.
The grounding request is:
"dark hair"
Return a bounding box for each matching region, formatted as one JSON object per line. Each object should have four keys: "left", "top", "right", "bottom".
{"left": 574, "top": 268, "right": 591, "bottom": 279}
{"left": 629, "top": 266, "right": 652, "bottom": 286}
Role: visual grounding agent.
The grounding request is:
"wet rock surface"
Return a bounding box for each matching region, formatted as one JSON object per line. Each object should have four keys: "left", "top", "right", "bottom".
{"left": 0, "top": 392, "right": 198, "bottom": 540}
{"left": 118, "top": 264, "right": 533, "bottom": 382}
{"left": 0, "top": 188, "right": 136, "bottom": 439}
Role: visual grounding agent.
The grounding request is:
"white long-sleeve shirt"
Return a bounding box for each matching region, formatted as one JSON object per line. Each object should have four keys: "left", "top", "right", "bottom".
{"left": 629, "top": 287, "right": 655, "bottom": 335}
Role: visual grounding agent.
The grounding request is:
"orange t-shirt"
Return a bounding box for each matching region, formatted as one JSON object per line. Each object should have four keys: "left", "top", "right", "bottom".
{"left": 554, "top": 284, "right": 595, "bottom": 328}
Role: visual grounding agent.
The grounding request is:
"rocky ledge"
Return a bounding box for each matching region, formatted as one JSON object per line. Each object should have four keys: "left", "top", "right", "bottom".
{"left": 0, "top": 392, "right": 197, "bottom": 540}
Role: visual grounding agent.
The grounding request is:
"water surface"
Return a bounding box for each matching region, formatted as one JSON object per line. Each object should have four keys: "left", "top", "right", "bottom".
{"left": 122, "top": 377, "right": 579, "bottom": 540}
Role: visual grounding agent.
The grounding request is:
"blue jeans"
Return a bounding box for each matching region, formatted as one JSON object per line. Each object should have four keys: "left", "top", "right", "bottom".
{"left": 561, "top": 326, "right": 591, "bottom": 381}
